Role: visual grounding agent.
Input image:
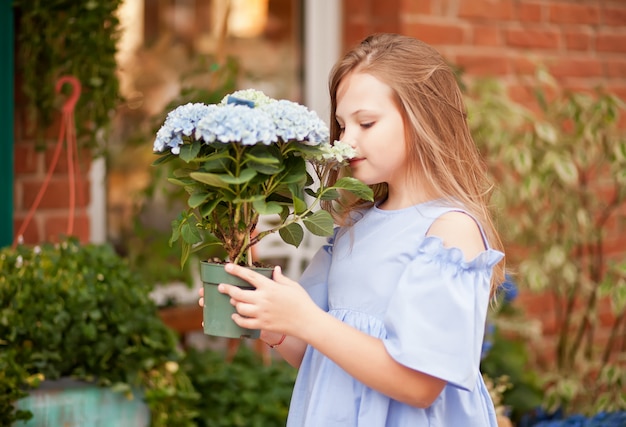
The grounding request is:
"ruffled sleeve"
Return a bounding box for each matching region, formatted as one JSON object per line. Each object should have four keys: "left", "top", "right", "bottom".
{"left": 382, "top": 236, "right": 504, "bottom": 391}
{"left": 297, "top": 230, "right": 336, "bottom": 312}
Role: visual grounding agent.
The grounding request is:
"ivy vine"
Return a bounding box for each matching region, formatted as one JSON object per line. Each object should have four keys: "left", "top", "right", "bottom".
{"left": 14, "top": 0, "right": 122, "bottom": 152}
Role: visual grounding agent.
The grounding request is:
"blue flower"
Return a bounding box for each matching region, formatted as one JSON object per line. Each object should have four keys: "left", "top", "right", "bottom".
{"left": 195, "top": 104, "right": 277, "bottom": 146}
{"left": 153, "top": 103, "right": 213, "bottom": 153}
{"left": 260, "top": 100, "right": 329, "bottom": 146}
{"left": 153, "top": 90, "right": 330, "bottom": 151}
{"left": 499, "top": 273, "right": 518, "bottom": 303}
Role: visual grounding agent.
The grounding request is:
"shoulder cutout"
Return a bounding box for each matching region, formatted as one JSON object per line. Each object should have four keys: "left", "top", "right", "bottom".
{"left": 425, "top": 211, "right": 486, "bottom": 262}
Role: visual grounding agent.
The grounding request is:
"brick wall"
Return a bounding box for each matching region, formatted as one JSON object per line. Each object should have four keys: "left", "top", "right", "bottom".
{"left": 13, "top": 80, "right": 92, "bottom": 245}
{"left": 343, "top": 0, "right": 626, "bottom": 104}
{"left": 342, "top": 0, "right": 626, "bottom": 365}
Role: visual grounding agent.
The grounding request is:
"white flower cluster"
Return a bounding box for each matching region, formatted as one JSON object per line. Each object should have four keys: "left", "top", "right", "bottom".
{"left": 312, "top": 140, "right": 357, "bottom": 167}
{"left": 220, "top": 89, "right": 273, "bottom": 107}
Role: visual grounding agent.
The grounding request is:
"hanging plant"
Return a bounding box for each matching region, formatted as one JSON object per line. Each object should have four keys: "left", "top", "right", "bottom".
{"left": 14, "top": 0, "right": 122, "bottom": 153}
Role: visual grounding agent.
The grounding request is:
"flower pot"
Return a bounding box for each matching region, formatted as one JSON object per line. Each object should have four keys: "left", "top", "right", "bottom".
{"left": 200, "top": 261, "right": 273, "bottom": 339}
{"left": 14, "top": 378, "right": 149, "bottom": 426}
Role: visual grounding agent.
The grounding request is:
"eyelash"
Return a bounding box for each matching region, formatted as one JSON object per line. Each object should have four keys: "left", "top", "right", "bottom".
{"left": 338, "top": 122, "right": 374, "bottom": 132}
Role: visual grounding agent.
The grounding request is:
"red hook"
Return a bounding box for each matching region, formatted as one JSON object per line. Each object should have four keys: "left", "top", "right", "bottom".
{"left": 55, "top": 75, "right": 82, "bottom": 113}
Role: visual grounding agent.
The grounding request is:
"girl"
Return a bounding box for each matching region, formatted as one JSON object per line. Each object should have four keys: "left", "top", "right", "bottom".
{"left": 199, "top": 33, "right": 505, "bottom": 426}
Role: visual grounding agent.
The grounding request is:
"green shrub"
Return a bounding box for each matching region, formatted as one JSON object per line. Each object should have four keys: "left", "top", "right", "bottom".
{"left": 0, "top": 238, "right": 198, "bottom": 426}
{"left": 182, "top": 346, "right": 297, "bottom": 427}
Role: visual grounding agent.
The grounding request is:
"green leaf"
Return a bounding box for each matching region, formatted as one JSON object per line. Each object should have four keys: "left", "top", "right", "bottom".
{"left": 200, "top": 198, "right": 222, "bottom": 218}
{"left": 292, "top": 196, "right": 307, "bottom": 215}
{"left": 167, "top": 177, "right": 190, "bottom": 187}
{"left": 188, "top": 192, "right": 209, "bottom": 209}
{"left": 190, "top": 169, "right": 257, "bottom": 188}
{"left": 280, "top": 157, "right": 307, "bottom": 185}
{"left": 181, "top": 222, "right": 202, "bottom": 245}
{"left": 553, "top": 160, "right": 579, "bottom": 186}
{"left": 332, "top": 177, "right": 373, "bottom": 201}
{"left": 151, "top": 153, "right": 176, "bottom": 166}
{"left": 179, "top": 141, "right": 202, "bottom": 162}
{"left": 279, "top": 223, "right": 304, "bottom": 247}
{"left": 220, "top": 168, "right": 258, "bottom": 184}
{"left": 320, "top": 189, "right": 340, "bottom": 201}
{"left": 302, "top": 210, "right": 334, "bottom": 236}
{"left": 252, "top": 199, "right": 283, "bottom": 215}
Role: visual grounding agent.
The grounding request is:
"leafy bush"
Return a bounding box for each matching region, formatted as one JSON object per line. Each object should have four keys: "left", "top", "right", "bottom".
{"left": 0, "top": 238, "right": 198, "bottom": 426}
{"left": 182, "top": 346, "right": 297, "bottom": 427}
{"left": 467, "top": 71, "right": 626, "bottom": 417}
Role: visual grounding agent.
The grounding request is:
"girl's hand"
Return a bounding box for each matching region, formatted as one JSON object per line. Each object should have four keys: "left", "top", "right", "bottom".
{"left": 217, "top": 263, "right": 320, "bottom": 338}
{"left": 198, "top": 286, "right": 204, "bottom": 307}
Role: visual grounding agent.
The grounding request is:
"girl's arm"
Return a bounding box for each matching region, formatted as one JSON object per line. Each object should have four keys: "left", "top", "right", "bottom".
{"left": 259, "top": 330, "right": 307, "bottom": 368}
{"left": 219, "top": 264, "right": 446, "bottom": 408}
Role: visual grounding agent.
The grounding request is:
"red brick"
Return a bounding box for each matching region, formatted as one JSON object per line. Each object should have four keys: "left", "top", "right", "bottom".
{"left": 517, "top": 2, "right": 544, "bottom": 23}
{"left": 458, "top": 0, "right": 514, "bottom": 20}
{"left": 564, "top": 29, "right": 593, "bottom": 51}
{"left": 14, "top": 144, "right": 40, "bottom": 174}
{"left": 401, "top": 0, "right": 431, "bottom": 15}
{"left": 343, "top": 22, "right": 370, "bottom": 50}
{"left": 21, "top": 178, "right": 91, "bottom": 210}
{"left": 372, "top": 0, "right": 400, "bottom": 21}
{"left": 372, "top": 21, "right": 401, "bottom": 34}
{"left": 597, "top": 32, "right": 626, "bottom": 53}
{"left": 456, "top": 54, "right": 512, "bottom": 76}
{"left": 548, "top": 2, "right": 600, "bottom": 25}
{"left": 343, "top": 0, "right": 367, "bottom": 21}
{"left": 608, "top": 85, "right": 626, "bottom": 103}
{"left": 506, "top": 28, "right": 561, "bottom": 50}
{"left": 602, "top": 6, "right": 626, "bottom": 26}
{"left": 507, "top": 83, "right": 536, "bottom": 106}
{"left": 606, "top": 58, "right": 626, "bottom": 78}
{"left": 44, "top": 213, "right": 90, "bottom": 243}
{"left": 405, "top": 22, "right": 466, "bottom": 45}
{"left": 512, "top": 54, "right": 543, "bottom": 75}
{"left": 473, "top": 24, "right": 502, "bottom": 46}
{"left": 44, "top": 146, "right": 92, "bottom": 175}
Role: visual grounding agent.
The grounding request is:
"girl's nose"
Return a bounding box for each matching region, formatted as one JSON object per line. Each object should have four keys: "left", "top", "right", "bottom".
{"left": 344, "top": 137, "right": 357, "bottom": 149}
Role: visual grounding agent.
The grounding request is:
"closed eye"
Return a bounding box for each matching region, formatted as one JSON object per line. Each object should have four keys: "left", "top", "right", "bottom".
{"left": 361, "top": 122, "right": 374, "bottom": 129}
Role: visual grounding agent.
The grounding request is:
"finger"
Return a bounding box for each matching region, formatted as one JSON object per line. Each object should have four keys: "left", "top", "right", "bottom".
{"left": 224, "top": 263, "right": 273, "bottom": 288}
{"left": 272, "top": 265, "right": 296, "bottom": 286}
{"left": 231, "top": 312, "right": 258, "bottom": 330}
{"left": 198, "top": 297, "right": 204, "bottom": 307}
{"left": 218, "top": 283, "right": 257, "bottom": 303}
{"left": 233, "top": 300, "right": 256, "bottom": 318}
{"left": 198, "top": 287, "right": 204, "bottom": 297}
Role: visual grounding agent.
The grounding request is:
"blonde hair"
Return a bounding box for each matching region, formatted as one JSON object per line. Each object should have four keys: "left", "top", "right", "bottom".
{"left": 321, "top": 33, "right": 505, "bottom": 291}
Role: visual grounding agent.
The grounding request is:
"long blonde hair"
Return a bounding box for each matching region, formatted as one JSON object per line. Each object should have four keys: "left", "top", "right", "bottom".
{"left": 321, "top": 33, "right": 505, "bottom": 291}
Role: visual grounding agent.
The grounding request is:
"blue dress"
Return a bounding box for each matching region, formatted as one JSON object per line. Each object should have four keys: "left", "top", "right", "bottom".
{"left": 286, "top": 200, "right": 504, "bottom": 427}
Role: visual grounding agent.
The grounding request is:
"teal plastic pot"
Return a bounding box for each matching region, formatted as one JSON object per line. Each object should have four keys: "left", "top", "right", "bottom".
{"left": 200, "top": 261, "right": 273, "bottom": 339}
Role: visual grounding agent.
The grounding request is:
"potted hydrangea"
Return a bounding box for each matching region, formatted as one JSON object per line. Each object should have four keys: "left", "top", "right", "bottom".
{"left": 153, "top": 89, "right": 372, "bottom": 339}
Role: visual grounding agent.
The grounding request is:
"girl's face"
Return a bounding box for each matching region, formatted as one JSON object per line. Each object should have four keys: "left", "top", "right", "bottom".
{"left": 336, "top": 72, "right": 409, "bottom": 190}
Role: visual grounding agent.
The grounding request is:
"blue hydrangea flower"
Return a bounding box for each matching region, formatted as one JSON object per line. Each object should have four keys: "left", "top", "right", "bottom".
{"left": 154, "top": 90, "right": 330, "bottom": 152}
{"left": 260, "top": 100, "right": 329, "bottom": 146}
{"left": 153, "top": 103, "right": 213, "bottom": 153}
{"left": 195, "top": 104, "right": 277, "bottom": 146}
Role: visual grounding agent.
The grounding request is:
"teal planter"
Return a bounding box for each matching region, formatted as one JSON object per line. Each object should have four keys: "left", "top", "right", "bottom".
{"left": 201, "top": 261, "right": 273, "bottom": 339}
{"left": 14, "top": 379, "right": 150, "bottom": 427}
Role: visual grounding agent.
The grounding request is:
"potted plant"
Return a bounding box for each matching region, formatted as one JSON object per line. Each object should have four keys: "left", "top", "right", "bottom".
{"left": 0, "top": 238, "right": 199, "bottom": 426}
{"left": 152, "top": 89, "right": 372, "bottom": 339}
{"left": 467, "top": 71, "right": 626, "bottom": 421}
